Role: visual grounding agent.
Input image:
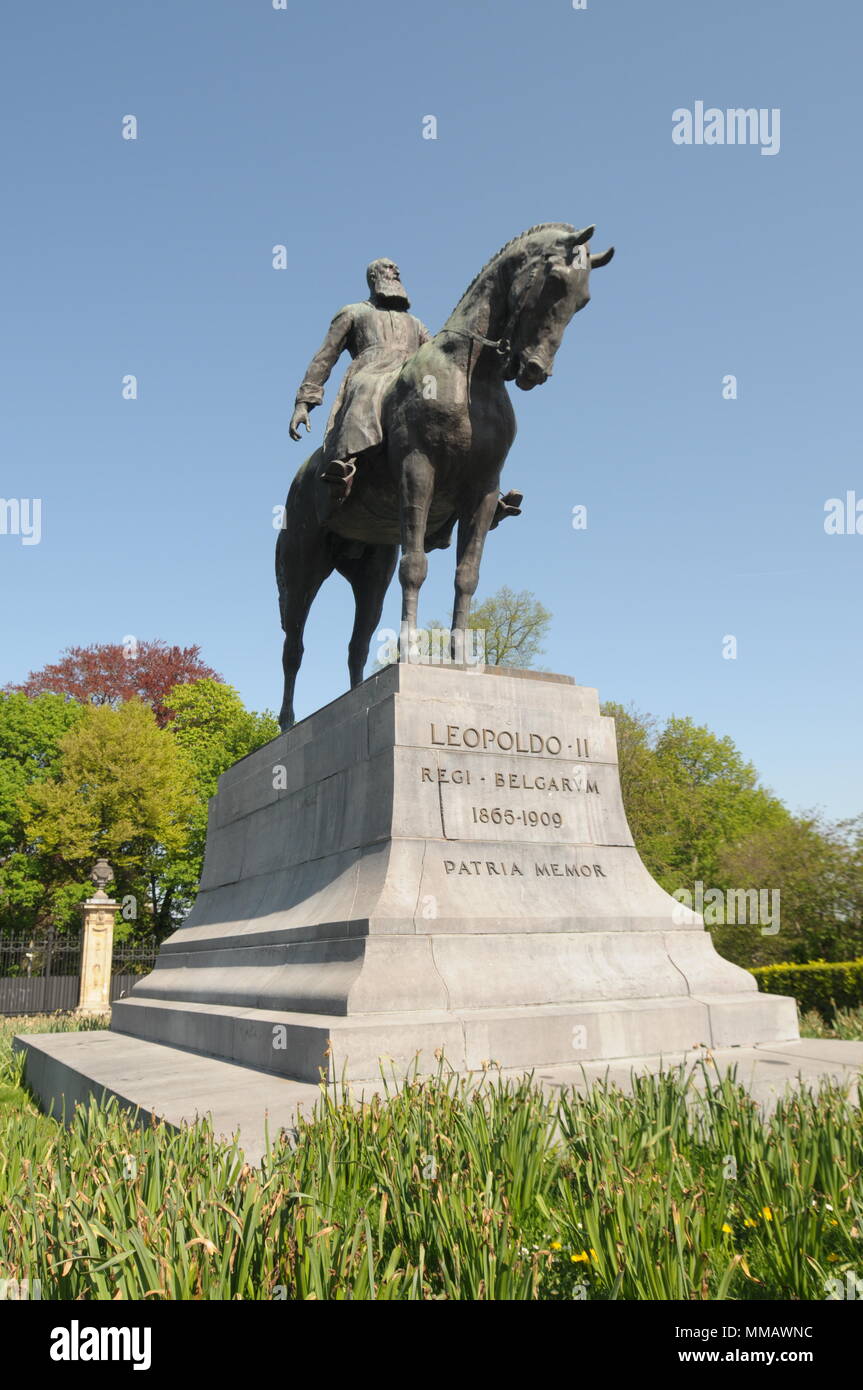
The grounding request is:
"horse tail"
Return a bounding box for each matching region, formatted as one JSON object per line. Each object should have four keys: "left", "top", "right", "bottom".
{"left": 275, "top": 450, "right": 323, "bottom": 621}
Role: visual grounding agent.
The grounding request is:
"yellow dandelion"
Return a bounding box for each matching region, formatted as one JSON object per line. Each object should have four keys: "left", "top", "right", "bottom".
{"left": 550, "top": 1241, "right": 562, "bottom": 1251}
{"left": 761, "top": 1207, "right": 773, "bottom": 1221}
{"left": 722, "top": 1223, "right": 733, "bottom": 1234}
{"left": 744, "top": 1217, "right": 757, "bottom": 1228}
{"left": 571, "top": 1251, "right": 589, "bottom": 1263}
{"left": 589, "top": 1249, "right": 598, "bottom": 1261}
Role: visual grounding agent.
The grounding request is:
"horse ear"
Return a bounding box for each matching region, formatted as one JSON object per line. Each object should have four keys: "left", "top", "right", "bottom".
{"left": 589, "top": 246, "right": 615, "bottom": 269}
{"left": 556, "top": 227, "right": 594, "bottom": 268}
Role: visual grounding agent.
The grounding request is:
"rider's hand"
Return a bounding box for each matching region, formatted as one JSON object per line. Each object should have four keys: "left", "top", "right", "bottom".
{"left": 289, "top": 403, "right": 312, "bottom": 441}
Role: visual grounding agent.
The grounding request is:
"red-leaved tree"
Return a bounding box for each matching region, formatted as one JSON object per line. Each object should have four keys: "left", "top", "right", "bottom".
{"left": 8, "top": 641, "right": 222, "bottom": 726}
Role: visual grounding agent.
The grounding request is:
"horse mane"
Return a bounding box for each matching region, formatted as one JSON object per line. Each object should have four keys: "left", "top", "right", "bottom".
{"left": 453, "top": 222, "right": 576, "bottom": 310}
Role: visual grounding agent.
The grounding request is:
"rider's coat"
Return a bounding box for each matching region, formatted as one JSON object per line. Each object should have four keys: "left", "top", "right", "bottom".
{"left": 295, "top": 299, "right": 431, "bottom": 460}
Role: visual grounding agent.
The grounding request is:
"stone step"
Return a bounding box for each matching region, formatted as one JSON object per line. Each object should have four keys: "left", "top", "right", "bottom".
{"left": 15, "top": 1028, "right": 863, "bottom": 1168}
{"left": 111, "top": 990, "right": 798, "bottom": 1083}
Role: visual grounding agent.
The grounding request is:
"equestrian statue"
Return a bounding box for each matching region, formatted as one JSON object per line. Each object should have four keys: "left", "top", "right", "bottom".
{"left": 276, "top": 222, "right": 614, "bottom": 730}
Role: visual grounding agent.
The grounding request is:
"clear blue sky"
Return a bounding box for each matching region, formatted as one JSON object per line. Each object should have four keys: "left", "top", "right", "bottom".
{"left": 2, "top": 0, "right": 861, "bottom": 821}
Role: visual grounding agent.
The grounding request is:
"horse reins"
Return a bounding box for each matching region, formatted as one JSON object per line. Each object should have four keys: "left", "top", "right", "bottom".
{"left": 437, "top": 257, "right": 546, "bottom": 373}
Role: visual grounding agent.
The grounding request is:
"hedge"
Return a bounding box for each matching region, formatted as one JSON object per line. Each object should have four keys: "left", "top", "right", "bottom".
{"left": 752, "top": 959, "right": 863, "bottom": 1019}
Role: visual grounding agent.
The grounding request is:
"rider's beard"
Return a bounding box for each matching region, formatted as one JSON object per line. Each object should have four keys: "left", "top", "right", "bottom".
{"left": 371, "top": 276, "right": 410, "bottom": 310}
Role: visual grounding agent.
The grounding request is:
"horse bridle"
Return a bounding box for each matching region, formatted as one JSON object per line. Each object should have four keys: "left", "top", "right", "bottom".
{"left": 439, "top": 324, "right": 513, "bottom": 364}
{"left": 440, "top": 255, "right": 550, "bottom": 372}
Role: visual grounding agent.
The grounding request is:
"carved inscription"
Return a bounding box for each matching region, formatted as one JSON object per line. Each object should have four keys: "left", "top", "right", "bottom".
{"left": 471, "top": 807, "right": 564, "bottom": 829}
{"left": 430, "top": 723, "right": 590, "bottom": 757}
{"left": 420, "top": 766, "right": 599, "bottom": 795}
{"left": 420, "top": 715, "right": 613, "bottom": 881}
{"left": 443, "top": 859, "right": 607, "bottom": 878}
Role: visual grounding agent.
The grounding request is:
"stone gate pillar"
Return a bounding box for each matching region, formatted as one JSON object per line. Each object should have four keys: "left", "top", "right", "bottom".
{"left": 77, "top": 858, "right": 118, "bottom": 1017}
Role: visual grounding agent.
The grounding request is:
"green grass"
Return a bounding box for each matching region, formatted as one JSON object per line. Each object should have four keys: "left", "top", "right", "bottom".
{"left": 800, "top": 1005, "right": 863, "bottom": 1040}
{"left": 0, "top": 1013, "right": 108, "bottom": 1118}
{"left": 2, "top": 1012, "right": 862, "bottom": 1300}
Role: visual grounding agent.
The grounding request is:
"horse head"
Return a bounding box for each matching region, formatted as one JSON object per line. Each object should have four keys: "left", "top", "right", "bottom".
{"left": 503, "top": 225, "right": 614, "bottom": 390}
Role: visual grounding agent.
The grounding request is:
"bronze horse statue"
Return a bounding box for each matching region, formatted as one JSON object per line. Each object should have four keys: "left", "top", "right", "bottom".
{"left": 275, "top": 222, "right": 613, "bottom": 729}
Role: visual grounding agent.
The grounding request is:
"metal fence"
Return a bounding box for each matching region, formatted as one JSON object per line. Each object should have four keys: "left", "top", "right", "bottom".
{"left": 0, "top": 929, "right": 158, "bottom": 1015}
{"left": 109, "top": 940, "right": 160, "bottom": 1005}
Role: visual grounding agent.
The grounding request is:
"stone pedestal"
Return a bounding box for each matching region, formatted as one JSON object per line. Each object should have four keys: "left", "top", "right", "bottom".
{"left": 110, "top": 663, "right": 798, "bottom": 1081}
{"left": 77, "top": 892, "right": 118, "bottom": 1016}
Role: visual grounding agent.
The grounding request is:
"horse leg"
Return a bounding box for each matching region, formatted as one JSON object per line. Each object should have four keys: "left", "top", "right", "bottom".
{"left": 276, "top": 528, "right": 334, "bottom": 731}
{"left": 336, "top": 544, "right": 399, "bottom": 687}
{"left": 397, "top": 450, "right": 435, "bottom": 656}
{"left": 451, "top": 488, "right": 500, "bottom": 661}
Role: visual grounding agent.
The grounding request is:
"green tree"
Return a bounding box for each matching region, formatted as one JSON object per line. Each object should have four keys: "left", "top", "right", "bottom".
{"left": 375, "top": 588, "right": 551, "bottom": 671}
{"left": 23, "top": 700, "right": 198, "bottom": 938}
{"left": 716, "top": 812, "right": 863, "bottom": 967}
{"left": 465, "top": 587, "right": 551, "bottom": 667}
{"left": 2, "top": 681, "right": 278, "bottom": 941}
{"left": 161, "top": 681, "right": 280, "bottom": 914}
{"left": 600, "top": 703, "right": 680, "bottom": 883}
{"left": 652, "top": 716, "right": 788, "bottom": 888}
{"left": 166, "top": 680, "right": 279, "bottom": 800}
{"left": 602, "top": 703, "right": 794, "bottom": 967}
{"left": 0, "top": 691, "right": 87, "bottom": 935}
{"left": 409, "top": 587, "right": 551, "bottom": 669}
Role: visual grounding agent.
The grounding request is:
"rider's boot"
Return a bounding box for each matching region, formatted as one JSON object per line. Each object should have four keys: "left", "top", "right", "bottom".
{"left": 490, "top": 489, "right": 523, "bottom": 529}
{"left": 320, "top": 457, "right": 357, "bottom": 502}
